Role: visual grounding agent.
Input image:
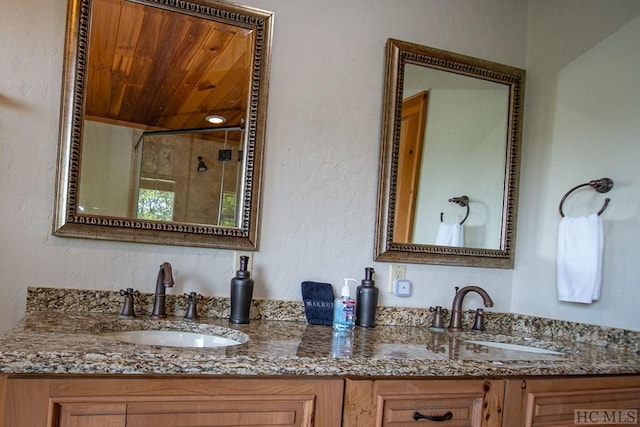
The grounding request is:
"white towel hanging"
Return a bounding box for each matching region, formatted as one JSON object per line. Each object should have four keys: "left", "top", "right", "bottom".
{"left": 557, "top": 213, "right": 603, "bottom": 304}
{"left": 435, "top": 222, "right": 464, "bottom": 247}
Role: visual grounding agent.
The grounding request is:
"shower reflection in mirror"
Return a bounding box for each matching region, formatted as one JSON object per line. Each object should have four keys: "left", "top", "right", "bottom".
{"left": 197, "top": 156, "right": 208, "bottom": 173}
{"left": 78, "top": 123, "right": 245, "bottom": 227}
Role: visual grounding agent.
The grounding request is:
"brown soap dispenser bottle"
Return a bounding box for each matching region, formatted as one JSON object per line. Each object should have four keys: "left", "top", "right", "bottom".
{"left": 356, "top": 267, "right": 378, "bottom": 327}
{"left": 229, "top": 255, "right": 254, "bottom": 324}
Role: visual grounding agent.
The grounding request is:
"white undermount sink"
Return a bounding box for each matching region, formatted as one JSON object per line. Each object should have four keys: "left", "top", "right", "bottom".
{"left": 466, "top": 340, "right": 564, "bottom": 355}
{"left": 102, "top": 330, "right": 242, "bottom": 348}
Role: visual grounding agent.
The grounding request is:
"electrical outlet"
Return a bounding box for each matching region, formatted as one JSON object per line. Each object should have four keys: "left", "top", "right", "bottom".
{"left": 233, "top": 251, "right": 254, "bottom": 272}
{"left": 393, "top": 279, "right": 412, "bottom": 297}
{"left": 388, "top": 264, "right": 406, "bottom": 293}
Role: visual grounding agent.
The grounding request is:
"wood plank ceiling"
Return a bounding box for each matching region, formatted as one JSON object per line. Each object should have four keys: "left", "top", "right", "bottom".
{"left": 84, "top": 0, "right": 252, "bottom": 131}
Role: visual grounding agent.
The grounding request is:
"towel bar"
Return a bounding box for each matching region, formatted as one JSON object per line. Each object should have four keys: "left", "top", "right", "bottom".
{"left": 558, "top": 178, "right": 613, "bottom": 217}
{"left": 440, "top": 195, "right": 470, "bottom": 224}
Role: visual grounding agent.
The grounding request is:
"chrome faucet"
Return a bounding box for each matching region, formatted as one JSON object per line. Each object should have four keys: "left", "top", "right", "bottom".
{"left": 447, "top": 286, "right": 494, "bottom": 332}
{"left": 150, "top": 262, "right": 174, "bottom": 319}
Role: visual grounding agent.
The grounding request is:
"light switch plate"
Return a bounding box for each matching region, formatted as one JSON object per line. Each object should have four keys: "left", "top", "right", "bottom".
{"left": 388, "top": 264, "right": 406, "bottom": 293}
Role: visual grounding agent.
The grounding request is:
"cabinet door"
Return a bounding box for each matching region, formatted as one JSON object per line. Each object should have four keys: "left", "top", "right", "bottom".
{"left": 2, "top": 376, "right": 344, "bottom": 427}
{"left": 344, "top": 378, "right": 505, "bottom": 427}
{"left": 503, "top": 375, "right": 640, "bottom": 427}
{"left": 2, "top": 376, "right": 52, "bottom": 426}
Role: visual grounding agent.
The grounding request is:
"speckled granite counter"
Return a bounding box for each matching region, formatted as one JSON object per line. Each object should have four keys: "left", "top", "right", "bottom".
{"left": 0, "top": 287, "right": 638, "bottom": 377}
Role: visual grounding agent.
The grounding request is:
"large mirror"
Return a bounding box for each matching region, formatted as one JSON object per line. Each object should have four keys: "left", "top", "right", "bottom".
{"left": 374, "top": 39, "right": 525, "bottom": 268}
{"left": 53, "top": 0, "right": 273, "bottom": 249}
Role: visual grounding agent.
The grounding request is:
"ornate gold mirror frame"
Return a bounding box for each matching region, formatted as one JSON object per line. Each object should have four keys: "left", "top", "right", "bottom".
{"left": 53, "top": 0, "right": 273, "bottom": 249}
{"left": 374, "top": 39, "right": 525, "bottom": 268}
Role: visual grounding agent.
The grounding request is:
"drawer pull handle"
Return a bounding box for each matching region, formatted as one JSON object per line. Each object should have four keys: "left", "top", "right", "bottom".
{"left": 412, "top": 411, "right": 453, "bottom": 422}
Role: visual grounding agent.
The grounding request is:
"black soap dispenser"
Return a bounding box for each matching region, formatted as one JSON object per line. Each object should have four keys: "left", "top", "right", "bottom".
{"left": 229, "top": 255, "right": 254, "bottom": 324}
{"left": 356, "top": 267, "right": 378, "bottom": 327}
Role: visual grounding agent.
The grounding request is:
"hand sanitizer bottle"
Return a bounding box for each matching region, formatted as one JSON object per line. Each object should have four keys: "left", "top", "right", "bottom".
{"left": 333, "top": 278, "right": 356, "bottom": 332}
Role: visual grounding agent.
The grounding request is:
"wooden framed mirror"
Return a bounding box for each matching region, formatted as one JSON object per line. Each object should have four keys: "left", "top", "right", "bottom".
{"left": 53, "top": 0, "right": 273, "bottom": 249}
{"left": 374, "top": 39, "right": 525, "bottom": 268}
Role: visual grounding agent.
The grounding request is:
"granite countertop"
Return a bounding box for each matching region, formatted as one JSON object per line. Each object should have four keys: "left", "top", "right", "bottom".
{"left": 1, "top": 310, "right": 639, "bottom": 378}
{"left": 0, "top": 286, "right": 638, "bottom": 378}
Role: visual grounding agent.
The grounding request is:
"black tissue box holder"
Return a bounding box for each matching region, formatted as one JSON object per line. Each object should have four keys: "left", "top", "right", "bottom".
{"left": 301, "top": 281, "right": 334, "bottom": 326}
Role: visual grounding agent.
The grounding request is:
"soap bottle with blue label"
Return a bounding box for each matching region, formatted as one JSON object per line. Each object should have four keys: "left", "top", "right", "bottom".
{"left": 333, "top": 278, "right": 356, "bottom": 332}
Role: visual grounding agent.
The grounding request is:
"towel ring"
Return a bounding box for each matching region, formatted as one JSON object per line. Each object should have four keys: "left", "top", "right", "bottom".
{"left": 440, "top": 195, "right": 470, "bottom": 225}
{"left": 558, "top": 178, "right": 613, "bottom": 217}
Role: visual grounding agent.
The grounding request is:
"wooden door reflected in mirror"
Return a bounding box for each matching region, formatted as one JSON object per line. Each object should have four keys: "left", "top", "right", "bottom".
{"left": 394, "top": 91, "right": 428, "bottom": 243}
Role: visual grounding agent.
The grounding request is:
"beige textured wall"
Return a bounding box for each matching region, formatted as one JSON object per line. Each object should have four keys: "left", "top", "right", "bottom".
{"left": 9, "top": 1, "right": 637, "bottom": 334}
{"left": 512, "top": 1, "right": 640, "bottom": 328}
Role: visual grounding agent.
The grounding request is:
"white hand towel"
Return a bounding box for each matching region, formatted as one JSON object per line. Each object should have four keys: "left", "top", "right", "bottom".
{"left": 435, "top": 222, "right": 464, "bottom": 247}
{"left": 557, "top": 213, "right": 603, "bottom": 304}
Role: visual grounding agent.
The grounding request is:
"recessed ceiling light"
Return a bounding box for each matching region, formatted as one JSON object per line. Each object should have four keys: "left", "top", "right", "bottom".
{"left": 205, "top": 114, "right": 226, "bottom": 124}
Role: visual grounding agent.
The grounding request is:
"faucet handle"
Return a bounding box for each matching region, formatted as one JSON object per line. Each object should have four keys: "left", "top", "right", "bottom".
{"left": 183, "top": 292, "right": 203, "bottom": 321}
{"left": 184, "top": 292, "right": 203, "bottom": 302}
{"left": 470, "top": 308, "right": 486, "bottom": 332}
{"left": 429, "top": 306, "right": 445, "bottom": 329}
{"left": 119, "top": 288, "right": 140, "bottom": 319}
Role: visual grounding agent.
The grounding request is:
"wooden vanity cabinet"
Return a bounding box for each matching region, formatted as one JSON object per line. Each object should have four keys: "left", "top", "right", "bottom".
{"left": 502, "top": 375, "right": 640, "bottom": 427}
{"left": 343, "top": 378, "right": 505, "bottom": 427}
{"left": 3, "top": 374, "right": 640, "bottom": 426}
{"left": 0, "top": 375, "right": 344, "bottom": 427}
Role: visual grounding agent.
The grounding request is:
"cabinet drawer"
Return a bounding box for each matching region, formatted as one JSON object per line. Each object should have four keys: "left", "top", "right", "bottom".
{"left": 380, "top": 393, "right": 484, "bottom": 425}
{"left": 344, "top": 378, "right": 505, "bottom": 427}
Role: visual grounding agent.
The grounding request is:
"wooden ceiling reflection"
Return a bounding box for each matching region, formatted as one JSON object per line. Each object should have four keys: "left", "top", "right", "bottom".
{"left": 85, "top": 0, "right": 252, "bottom": 131}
